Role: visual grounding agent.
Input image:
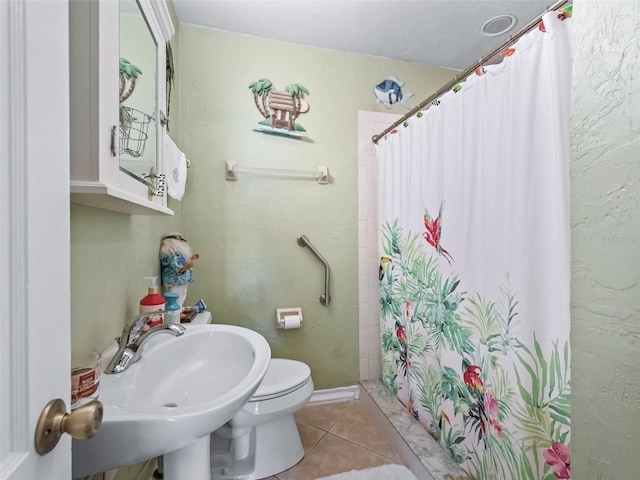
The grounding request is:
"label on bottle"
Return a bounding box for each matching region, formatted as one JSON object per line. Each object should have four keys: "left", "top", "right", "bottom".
{"left": 71, "top": 367, "right": 100, "bottom": 409}
{"left": 165, "top": 310, "right": 181, "bottom": 325}
{"left": 140, "top": 303, "right": 164, "bottom": 328}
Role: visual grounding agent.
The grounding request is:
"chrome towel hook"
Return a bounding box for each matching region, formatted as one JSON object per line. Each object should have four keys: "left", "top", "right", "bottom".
{"left": 297, "top": 234, "right": 331, "bottom": 306}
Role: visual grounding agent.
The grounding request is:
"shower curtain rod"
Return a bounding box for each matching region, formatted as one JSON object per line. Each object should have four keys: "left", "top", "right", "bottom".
{"left": 371, "top": 0, "right": 570, "bottom": 144}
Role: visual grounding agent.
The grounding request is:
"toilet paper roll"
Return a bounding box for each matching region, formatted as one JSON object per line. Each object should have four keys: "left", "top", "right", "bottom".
{"left": 283, "top": 315, "right": 301, "bottom": 329}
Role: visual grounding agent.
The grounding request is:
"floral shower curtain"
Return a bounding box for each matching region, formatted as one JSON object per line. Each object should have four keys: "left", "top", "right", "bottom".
{"left": 376, "top": 11, "right": 572, "bottom": 480}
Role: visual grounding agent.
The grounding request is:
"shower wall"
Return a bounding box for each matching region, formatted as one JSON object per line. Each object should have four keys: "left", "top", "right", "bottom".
{"left": 569, "top": 1, "right": 640, "bottom": 478}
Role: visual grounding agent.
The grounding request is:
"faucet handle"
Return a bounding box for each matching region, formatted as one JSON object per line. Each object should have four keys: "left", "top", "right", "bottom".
{"left": 132, "top": 315, "right": 148, "bottom": 331}
{"left": 126, "top": 314, "right": 152, "bottom": 344}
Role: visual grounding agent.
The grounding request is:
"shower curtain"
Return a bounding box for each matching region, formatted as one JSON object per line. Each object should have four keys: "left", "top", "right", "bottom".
{"left": 376, "top": 11, "right": 572, "bottom": 480}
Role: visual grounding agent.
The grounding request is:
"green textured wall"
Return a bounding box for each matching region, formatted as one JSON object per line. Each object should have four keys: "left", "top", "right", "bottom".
{"left": 70, "top": 1, "right": 182, "bottom": 356}
{"left": 570, "top": 1, "right": 640, "bottom": 478}
{"left": 70, "top": 203, "right": 181, "bottom": 352}
{"left": 176, "top": 25, "right": 454, "bottom": 389}
{"left": 70, "top": 10, "right": 453, "bottom": 476}
{"left": 72, "top": 2, "right": 182, "bottom": 476}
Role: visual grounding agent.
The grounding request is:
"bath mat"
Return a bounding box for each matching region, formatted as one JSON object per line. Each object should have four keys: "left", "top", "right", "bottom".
{"left": 315, "top": 464, "right": 418, "bottom": 480}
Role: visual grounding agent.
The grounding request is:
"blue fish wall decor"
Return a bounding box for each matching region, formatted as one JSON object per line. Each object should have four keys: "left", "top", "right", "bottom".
{"left": 374, "top": 76, "right": 414, "bottom": 109}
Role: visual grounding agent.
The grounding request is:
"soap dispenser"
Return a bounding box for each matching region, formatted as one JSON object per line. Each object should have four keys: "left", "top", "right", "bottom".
{"left": 140, "top": 276, "right": 165, "bottom": 328}
{"left": 163, "top": 292, "right": 181, "bottom": 325}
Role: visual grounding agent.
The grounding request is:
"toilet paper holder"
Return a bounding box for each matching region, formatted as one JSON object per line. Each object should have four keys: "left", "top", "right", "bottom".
{"left": 276, "top": 308, "right": 303, "bottom": 329}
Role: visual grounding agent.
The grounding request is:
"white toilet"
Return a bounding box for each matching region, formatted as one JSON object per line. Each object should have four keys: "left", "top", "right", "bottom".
{"left": 210, "top": 358, "right": 314, "bottom": 480}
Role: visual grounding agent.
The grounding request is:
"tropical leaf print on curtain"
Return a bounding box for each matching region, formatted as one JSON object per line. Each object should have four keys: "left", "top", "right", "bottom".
{"left": 379, "top": 219, "right": 571, "bottom": 480}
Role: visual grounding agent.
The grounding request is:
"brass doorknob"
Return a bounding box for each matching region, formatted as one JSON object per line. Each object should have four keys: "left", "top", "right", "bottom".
{"left": 34, "top": 398, "right": 103, "bottom": 455}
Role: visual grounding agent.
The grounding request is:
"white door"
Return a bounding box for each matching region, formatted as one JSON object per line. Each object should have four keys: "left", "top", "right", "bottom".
{"left": 0, "top": 1, "right": 71, "bottom": 478}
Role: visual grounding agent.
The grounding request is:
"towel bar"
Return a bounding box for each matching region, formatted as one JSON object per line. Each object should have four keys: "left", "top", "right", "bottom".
{"left": 225, "top": 161, "right": 329, "bottom": 184}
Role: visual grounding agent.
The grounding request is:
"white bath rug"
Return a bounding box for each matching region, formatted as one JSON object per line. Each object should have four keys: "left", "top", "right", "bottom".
{"left": 315, "top": 464, "right": 418, "bottom": 480}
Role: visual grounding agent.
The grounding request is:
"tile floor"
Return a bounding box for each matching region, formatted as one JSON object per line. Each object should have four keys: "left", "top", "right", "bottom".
{"left": 261, "top": 400, "right": 404, "bottom": 480}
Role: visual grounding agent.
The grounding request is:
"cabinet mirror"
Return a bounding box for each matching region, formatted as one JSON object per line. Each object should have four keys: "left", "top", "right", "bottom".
{"left": 69, "top": 0, "right": 173, "bottom": 214}
{"left": 119, "top": 0, "right": 158, "bottom": 184}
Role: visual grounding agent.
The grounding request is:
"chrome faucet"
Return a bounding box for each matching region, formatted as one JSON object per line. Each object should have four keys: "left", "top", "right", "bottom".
{"left": 106, "top": 312, "right": 186, "bottom": 374}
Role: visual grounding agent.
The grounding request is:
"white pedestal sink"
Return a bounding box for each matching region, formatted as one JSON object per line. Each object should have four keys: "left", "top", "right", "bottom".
{"left": 72, "top": 324, "right": 271, "bottom": 479}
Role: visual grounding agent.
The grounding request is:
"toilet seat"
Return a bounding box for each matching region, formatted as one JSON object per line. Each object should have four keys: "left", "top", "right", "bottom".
{"left": 248, "top": 359, "right": 311, "bottom": 402}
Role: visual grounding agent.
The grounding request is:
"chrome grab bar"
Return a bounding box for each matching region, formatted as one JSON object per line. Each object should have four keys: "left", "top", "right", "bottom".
{"left": 297, "top": 234, "right": 331, "bottom": 306}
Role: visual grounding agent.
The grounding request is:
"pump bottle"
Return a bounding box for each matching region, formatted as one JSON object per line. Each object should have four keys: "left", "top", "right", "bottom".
{"left": 140, "top": 276, "right": 165, "bottom": 328}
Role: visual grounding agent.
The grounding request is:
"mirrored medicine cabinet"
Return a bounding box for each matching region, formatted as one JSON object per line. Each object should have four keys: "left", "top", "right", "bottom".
{"left": 70, "top": 0, "right": 175, "bottom": 215}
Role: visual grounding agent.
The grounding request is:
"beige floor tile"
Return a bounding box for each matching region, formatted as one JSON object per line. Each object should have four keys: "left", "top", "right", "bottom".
{"left": 284, "top": 433, "right": 398, "bottom": 480}
{"left": 329, "top": 400, "right": 398, "bottom": 460}
{"left": 294, "top": 402, "right": 350, "bottom": 431}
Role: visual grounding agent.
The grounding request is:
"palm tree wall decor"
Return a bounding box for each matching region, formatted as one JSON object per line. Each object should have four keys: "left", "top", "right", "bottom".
{"left": 248, "top": 78, "right": 310, "bottom": 137}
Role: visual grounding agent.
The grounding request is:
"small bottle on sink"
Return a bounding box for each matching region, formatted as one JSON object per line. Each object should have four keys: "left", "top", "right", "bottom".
{"left": 163, "top": 292, "right": 181, "bottom": 325}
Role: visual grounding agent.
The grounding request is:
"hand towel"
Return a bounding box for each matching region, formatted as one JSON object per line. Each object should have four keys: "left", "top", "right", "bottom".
{"left": 163, "top": 132, "right": 187, "bottom": 200}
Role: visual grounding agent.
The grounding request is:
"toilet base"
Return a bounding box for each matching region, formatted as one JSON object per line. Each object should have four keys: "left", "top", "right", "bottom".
{"left": 210, "top": 414, "right": 304, "bottom": 480}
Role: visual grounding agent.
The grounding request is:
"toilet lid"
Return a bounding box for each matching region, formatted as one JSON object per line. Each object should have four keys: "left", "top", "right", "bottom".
{"left": 250, "top": 359, "right": 311, "bottom": 401}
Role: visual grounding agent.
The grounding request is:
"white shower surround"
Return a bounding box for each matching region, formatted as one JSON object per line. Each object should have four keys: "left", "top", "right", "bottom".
{"left": 357, "top": 111, "right": 401, "bottom": 380}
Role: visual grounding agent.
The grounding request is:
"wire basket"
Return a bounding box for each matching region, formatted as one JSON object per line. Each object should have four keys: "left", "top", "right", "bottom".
{"left": 119, "top": 106, "right": 152, "bottom": 158}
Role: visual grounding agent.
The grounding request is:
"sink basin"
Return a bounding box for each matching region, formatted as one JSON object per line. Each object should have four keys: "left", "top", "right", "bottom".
{"left": 72, "top": 324, "right": 271, "bottom": 478}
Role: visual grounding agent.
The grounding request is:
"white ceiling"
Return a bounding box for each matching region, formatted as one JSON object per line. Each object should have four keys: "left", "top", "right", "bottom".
{"left": 172, "top": 0, "right": 553, "bottom": 71}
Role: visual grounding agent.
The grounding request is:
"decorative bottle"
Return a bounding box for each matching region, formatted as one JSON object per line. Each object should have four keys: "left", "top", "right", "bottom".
{"left": 163, "top": 292, "right": 181, "bottom": 325}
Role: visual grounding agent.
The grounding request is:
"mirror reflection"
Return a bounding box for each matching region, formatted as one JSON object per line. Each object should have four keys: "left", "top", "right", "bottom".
{"left": 119, "top": 0, "right": 157, "bottom": 181}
